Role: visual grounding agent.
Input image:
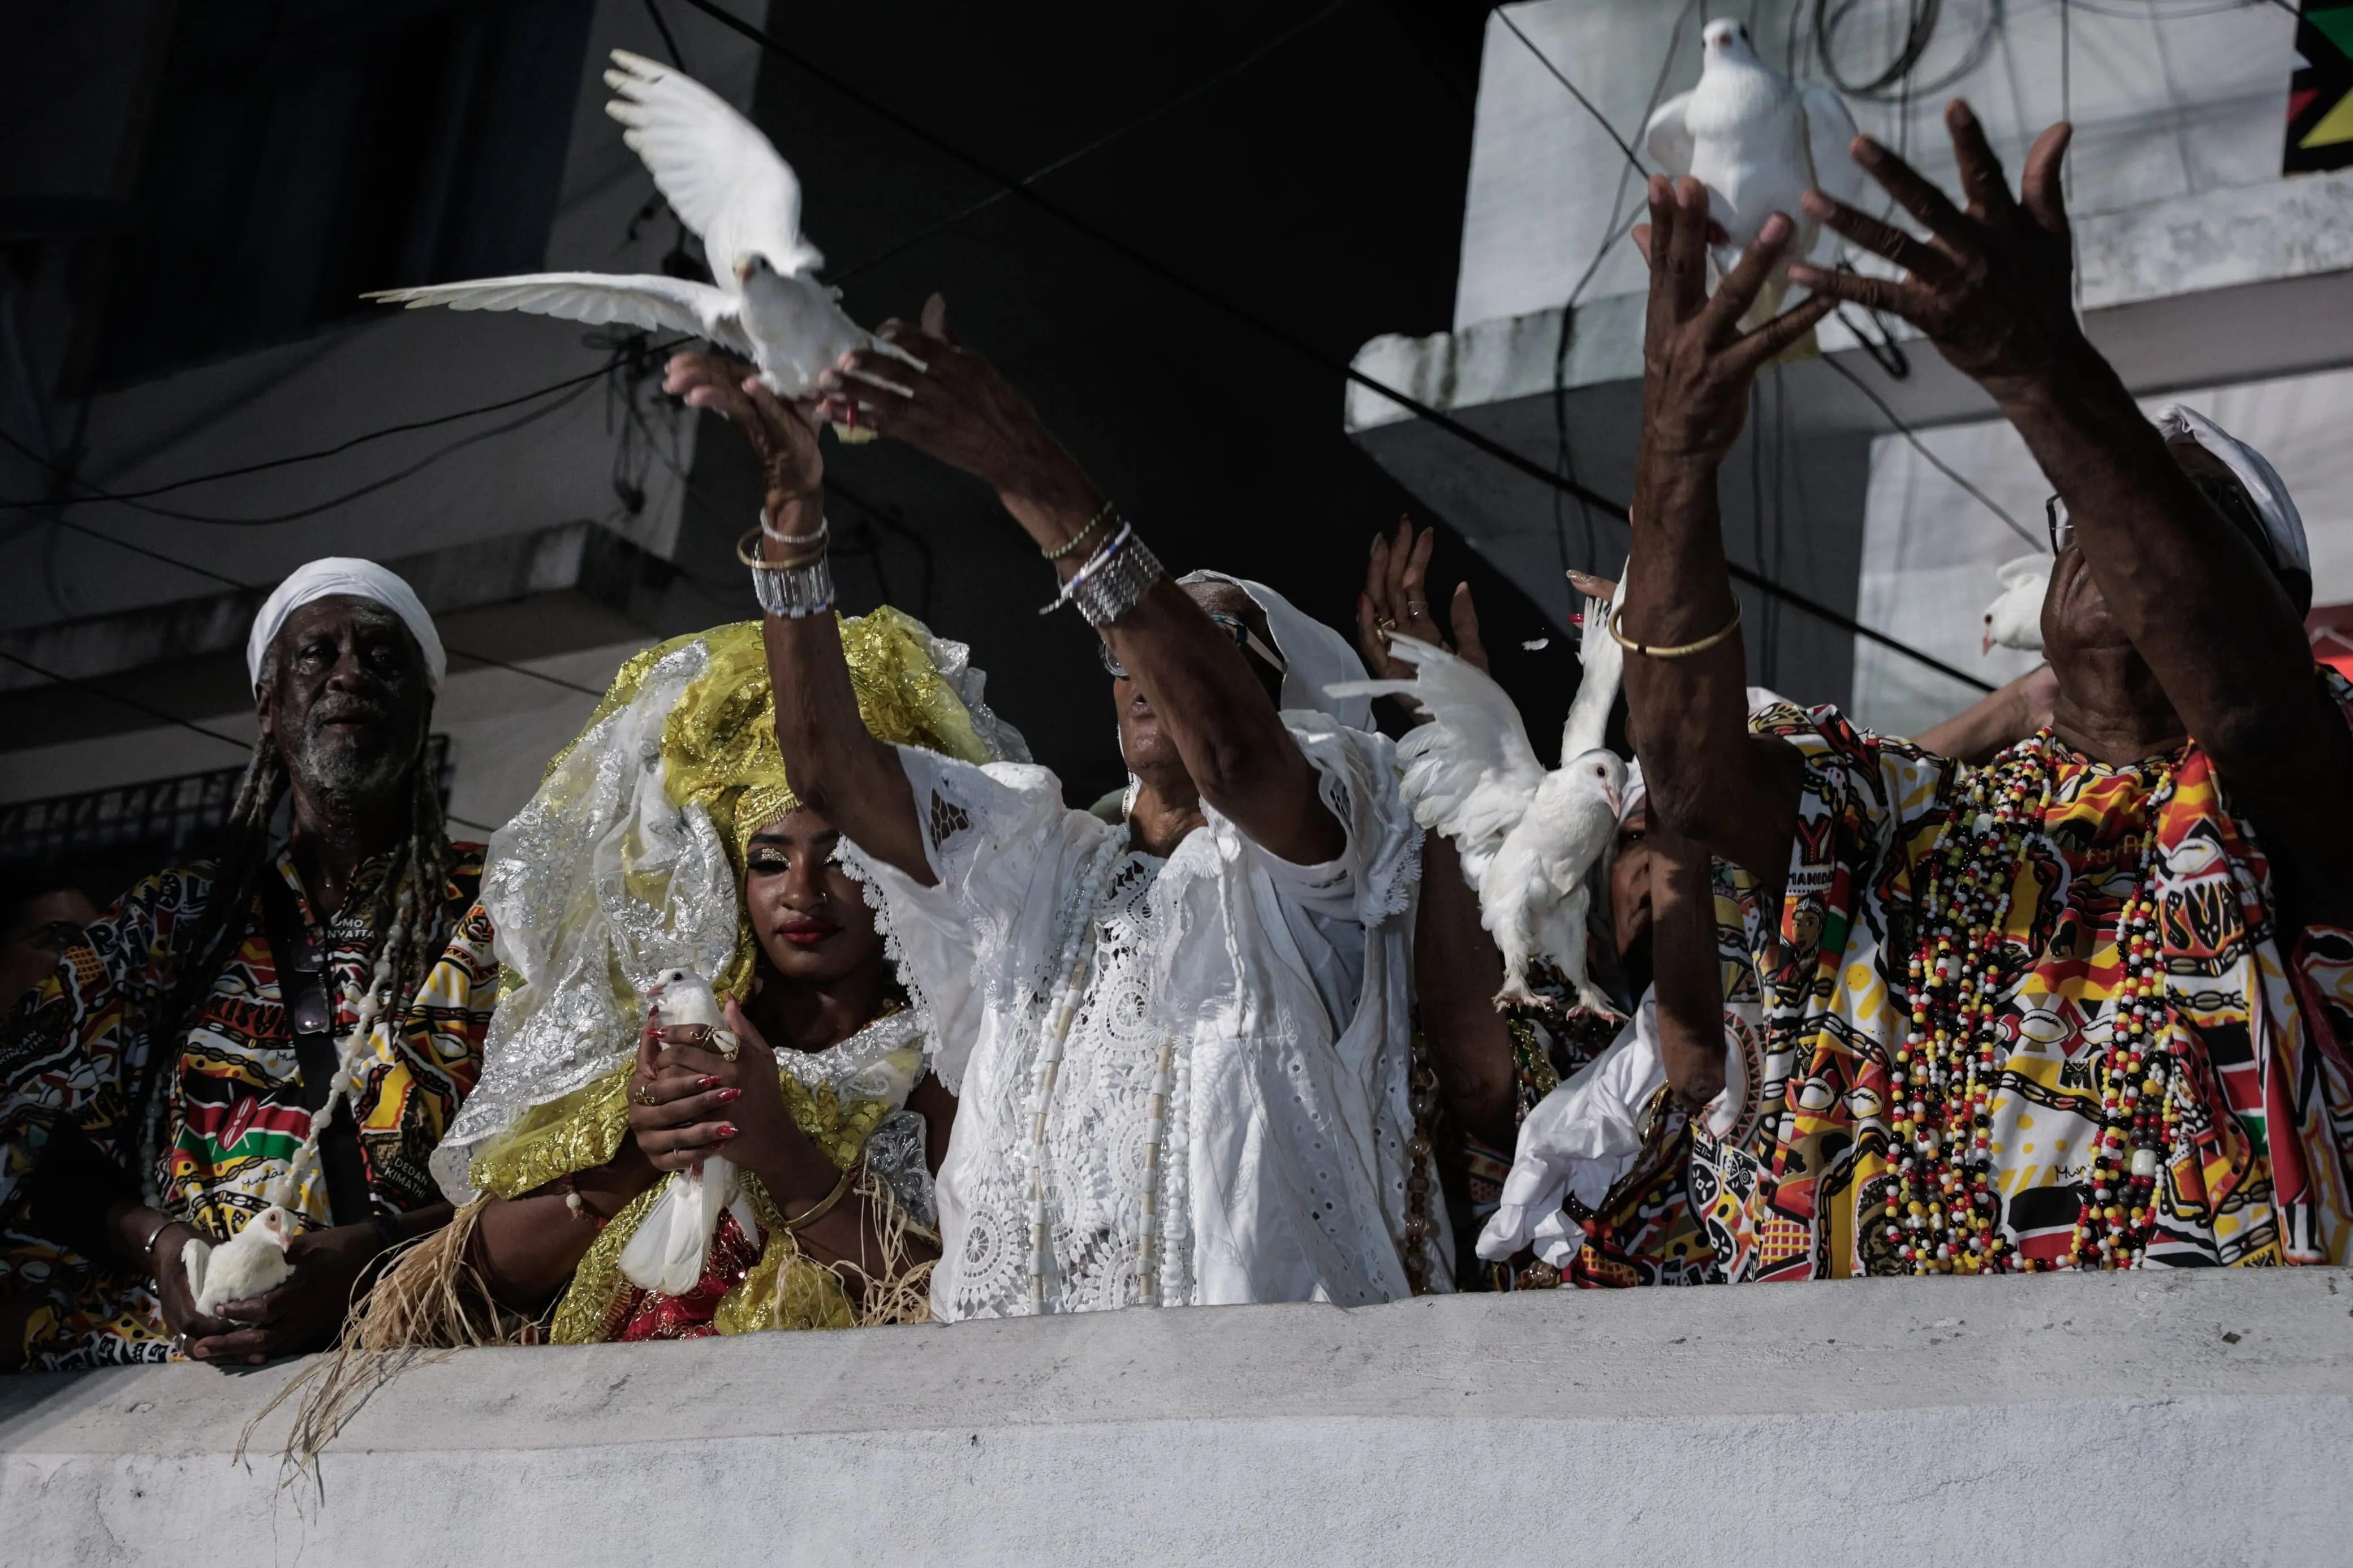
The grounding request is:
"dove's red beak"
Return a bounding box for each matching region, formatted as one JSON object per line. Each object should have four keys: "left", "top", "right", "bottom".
{"left": 1982, "top": 631, "right": 1994, "bottom": 656}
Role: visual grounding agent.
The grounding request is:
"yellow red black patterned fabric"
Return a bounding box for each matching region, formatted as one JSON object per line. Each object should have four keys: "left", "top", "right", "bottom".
{"left": 1691, "top": 669, "right": 2353, "bottom": 1279}
{"left": 0, "top": 846, "right": 495, "bottom": 1368}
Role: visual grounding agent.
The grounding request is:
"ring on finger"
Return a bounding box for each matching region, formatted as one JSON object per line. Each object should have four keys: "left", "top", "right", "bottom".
{"left": 1405, "top": 601, "right": 1428, "bottom": 616}
{"left": 1374, "top": 616, "right": 1397, "bottom": 635}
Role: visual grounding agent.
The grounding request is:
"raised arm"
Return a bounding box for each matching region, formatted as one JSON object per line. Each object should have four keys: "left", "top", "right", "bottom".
{"left": 666, "top": 354, "right": 932, "bottom": 883}
{"left": 1794, "top": 104, "right": 2353, "bottom": 884}
{"left": 1620, "top": 179, "right": 1828, "bottom": 884}
{"left": 816, "top": 296, "right": 1340, "bottom": 865}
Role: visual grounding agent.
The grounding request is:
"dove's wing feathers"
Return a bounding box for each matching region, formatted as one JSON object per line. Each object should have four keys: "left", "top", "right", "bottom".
{"left": 1559, "top": 579, "right": 1626, "bottom": 762}
{"left": 1798, "top": 82, "right": 1865, "bottom": 207}
{"left": 1644, "top": 92, "right": 1696, "bottom": 175}
{"left": 366, "top": 273, "right": 755, "bottom": 356}
{"left": 605, "top": 50, "right": 817, "bottom": 278}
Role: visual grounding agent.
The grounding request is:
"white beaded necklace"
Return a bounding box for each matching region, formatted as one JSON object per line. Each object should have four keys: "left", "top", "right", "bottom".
{"left": 1023, "top": 836, "right": 1182, "bottom": 1310}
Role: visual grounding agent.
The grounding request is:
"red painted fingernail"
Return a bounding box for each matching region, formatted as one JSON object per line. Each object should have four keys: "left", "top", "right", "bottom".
{"left": 717, "top": 1122, "right": 739, "bottom": 1139}
{"left": 697, "top": 1075, "right": 720, "bottom": 1090}
{"left": 716, "top": 1087, "right": 742, "bottom": 1103}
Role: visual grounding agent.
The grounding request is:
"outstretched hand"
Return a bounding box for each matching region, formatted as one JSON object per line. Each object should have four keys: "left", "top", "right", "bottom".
{"left": 1790, "top": 101, "right": 2080, "bottom": 391}
{"left": 665, "top": 352, "right": 824, "bottom": 505}
{"left": 812, "top": 294, "right": 1091, "bottom": 515}
{"left": 1634, "top": 176, "right": 1833, "bottom": 465}
{"left": 1357, "top": 516, "right": 1488, "bottom": 685}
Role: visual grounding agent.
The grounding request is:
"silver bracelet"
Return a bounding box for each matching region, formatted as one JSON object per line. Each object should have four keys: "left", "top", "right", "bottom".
{"left": 1073, "top": 530, "right": 1163, "bottom": 627}
{"left": 738, "top": 527, "right": 835, "bottom": 619}
{"left": 760, "top": 505, "right": 828, "bottom": 548}
{"left": 137, "top": 1213, "right": 176, "bottom": 1263}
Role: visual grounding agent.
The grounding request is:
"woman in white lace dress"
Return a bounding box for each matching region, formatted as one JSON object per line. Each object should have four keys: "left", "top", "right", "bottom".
{"left": 670, "top": 298, "right": 1449, "bottom": 1318}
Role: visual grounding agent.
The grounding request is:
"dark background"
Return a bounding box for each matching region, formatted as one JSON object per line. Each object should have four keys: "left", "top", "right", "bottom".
{"left": 661, "top": 0, "right": 1585, "bottom": 803}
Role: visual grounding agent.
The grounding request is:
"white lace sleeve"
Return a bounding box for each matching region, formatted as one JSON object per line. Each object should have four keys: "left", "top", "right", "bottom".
{"left": 1244, "top": 714, "right": 1423, "bottom": 928}
{"left": 838, "top": 745, "right": 1110, "bottom": 1094}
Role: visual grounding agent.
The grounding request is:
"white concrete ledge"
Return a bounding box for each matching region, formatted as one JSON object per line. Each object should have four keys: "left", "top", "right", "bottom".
{"left": 3, "top": 1268, "right": 2349, "bottom": 1566}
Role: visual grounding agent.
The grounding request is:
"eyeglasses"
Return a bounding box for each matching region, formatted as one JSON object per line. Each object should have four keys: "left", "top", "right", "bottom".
{"left": 1100, "top": 614, "right": 1287, "bottom": 680}
{"left": 2044, "top": 494, "right": 2072, "bottom": 555}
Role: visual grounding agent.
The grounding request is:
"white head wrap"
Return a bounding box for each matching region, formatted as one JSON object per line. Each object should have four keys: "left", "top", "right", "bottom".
{"left": 1176, "top": 570, "right": 1375, "bottom": 731}
{"left": 246, "top": 557, "right": 447, "bottom": 690}
{"left": 2153, "top": 404, "right": 2309, "bottom": 579}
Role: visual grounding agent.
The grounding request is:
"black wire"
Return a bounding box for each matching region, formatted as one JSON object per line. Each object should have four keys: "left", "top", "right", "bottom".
{"left": 643, "top": 0, "right": 688, "bottom": 68}
{"left": 1493, "top": 9, "right": 1648, "bottom": 175}
{"left": 671, "top": 0, "right": 1993, "bottom": 692}
{"left": 1, "top": 342, "right": 687, "bottom": 507}
{"left": 1819, "top": 353, "right": 2041, "bottom": 547}
{"left": 0, "top": 379, "right": 600, "bottom": 526}
{"left": 831, "top": 0, "right": 1354, "bottom": 285}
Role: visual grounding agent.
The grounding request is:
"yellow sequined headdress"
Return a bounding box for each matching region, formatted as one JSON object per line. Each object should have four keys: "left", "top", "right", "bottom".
{"left": 431, "top": 606, "right": 1020, "bottom": 1206}
{"left": 549, "top": 608, "right": 996, "bottom": 996}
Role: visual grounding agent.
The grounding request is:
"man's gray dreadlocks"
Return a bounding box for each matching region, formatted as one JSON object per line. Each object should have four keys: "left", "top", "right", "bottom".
{"left": 132, "top": 705, "right": 452, "bottom": 1208}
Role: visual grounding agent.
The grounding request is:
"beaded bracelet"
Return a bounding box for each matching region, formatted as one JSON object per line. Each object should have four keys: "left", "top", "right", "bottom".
{"left": 1072, "top": 530, "right": 1164, "bottom": 628}
{"left": 759, "top": 506, "right": 828, "bottom": 549}
{"left": 736, "top": 526, "right": 835, "bottom": 619}
{"left": 1037, "top": 520, "right": 1132, "bottom": 616}
{"left": 1041, "top": 499, "right": 1115, "bottom": 561}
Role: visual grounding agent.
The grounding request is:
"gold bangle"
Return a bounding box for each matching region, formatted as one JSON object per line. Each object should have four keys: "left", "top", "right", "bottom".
{"left": 777, "top": 1164, "right": 857, "bottom": 1233}
{"left": 735, "top": 526, "right": 828, "bottom": 572}
{"left": 1606, "top": 600, "right": 1742, "bottom": 659}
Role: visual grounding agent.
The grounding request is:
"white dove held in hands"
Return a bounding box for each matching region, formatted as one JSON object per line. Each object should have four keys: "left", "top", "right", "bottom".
{"left": 1327, "top": 580, "right": 1630, "bottom": 1016}
{"left": 183, "top": 1203, "right": 296, "bottom": 1318}
{"left": 617, "top": 966, "right": 761, "bottom": 1298}
{"left": 1983, "top": 556, "right": 2049, "bottom": 654}
{"left": 1644, "top": 20, "right": 1863, "bottom": 316}
{"left": 364, "top": 51, "right": 921, "bottom": 405}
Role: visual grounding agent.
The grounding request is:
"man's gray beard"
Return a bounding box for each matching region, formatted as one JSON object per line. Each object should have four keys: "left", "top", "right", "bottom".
{"left": 284, "top": 719, "right": 420, "bottom": 821}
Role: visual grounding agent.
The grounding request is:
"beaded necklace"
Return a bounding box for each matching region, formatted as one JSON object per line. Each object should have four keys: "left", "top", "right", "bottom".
{"left": 1888, "top": 735, "right": 2179, "bottom": 1275}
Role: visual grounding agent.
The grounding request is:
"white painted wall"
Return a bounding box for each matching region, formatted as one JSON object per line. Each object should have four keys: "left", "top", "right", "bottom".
{"left": 1455, "top": 0, "right": 2297, "bottom": 334}
{"left": 1850, "top": 361, "right": 2353, "bottom": 738}
{"left": 3, "top": 1267, "right": 2347, "bottom": 1566}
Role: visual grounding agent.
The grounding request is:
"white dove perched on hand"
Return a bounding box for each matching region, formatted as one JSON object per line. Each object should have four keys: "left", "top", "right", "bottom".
{"left": 617, "top": 967, "right": 761, "bottom": 1298}
{"left": 1329, "top": 581, "right": 1630, "bottom": 1015}
{"left": 1982, "top": 556, "right": 2049, "bottom": 654}
{"left": 183, "top": 1204, "right": 296, "bottom": 1318}
{"left": 365, "top": 51, "right": 920, "bottom": 408}
{"left": 1644, "top": 20, "right": 1863, "bottom": 317}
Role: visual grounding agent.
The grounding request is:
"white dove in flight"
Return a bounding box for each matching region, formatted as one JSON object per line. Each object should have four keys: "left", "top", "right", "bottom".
{"left": 365, "top": 51, "right": 920, "bottom": 405}
{"left": 615, "top": 967, "right": 761, "bottom": 1298}
{"left": 183, "top": 1203, "right": 296, "bottom": 1318}
{"left": 1983, "top": 555, "right": 2049, "bottom": 654}
{"left": 1644, "top": 19, "right": 1863, "bottom": 317}
{"left": 1329, "top": 581, "right": 1630, "bottom": 1015}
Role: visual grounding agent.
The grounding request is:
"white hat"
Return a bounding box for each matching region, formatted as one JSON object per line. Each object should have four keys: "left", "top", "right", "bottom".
{"left": 2153, "top": 404, "right": 2310, "bottom": 580}
{"left": 1176, "top": 571, "right": 1375, "bottom": 731}
{"left": 246, "top": 558, "right": 447, "bottom": 690}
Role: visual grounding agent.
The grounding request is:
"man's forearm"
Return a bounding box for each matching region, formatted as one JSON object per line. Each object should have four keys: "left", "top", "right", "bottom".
{"left": 1623, "top": 451, "right": 1794, "bottom": 881}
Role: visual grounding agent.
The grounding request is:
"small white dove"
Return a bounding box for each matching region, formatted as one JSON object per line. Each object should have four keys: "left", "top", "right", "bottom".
{"left": 1329, "top": 581, "right": 1630, "bottom": 1015}
{"left": 1644, "top": 19, "right": 1863, "bottom": 318}
{"left": 615, "top": 966, "right": 760, "bottom": 1298}
{"left": 183, "top": 1204, "right": 296, "bottom": 1318}
{"left": 1983, "top": 556, "right": 2049, "bottom": 654}
{"left": 365, "top": 51, "right": 920, "bottom": 410}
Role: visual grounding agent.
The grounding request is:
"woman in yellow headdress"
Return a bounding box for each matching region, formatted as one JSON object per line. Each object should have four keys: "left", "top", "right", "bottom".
{"left": 362, "top": 608, "right": 1028, "bottom": 1342}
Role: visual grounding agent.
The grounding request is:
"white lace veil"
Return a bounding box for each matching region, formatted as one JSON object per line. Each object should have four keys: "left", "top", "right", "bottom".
{"left": 430, "top": 617, "right": 1027, "bottom": 1205}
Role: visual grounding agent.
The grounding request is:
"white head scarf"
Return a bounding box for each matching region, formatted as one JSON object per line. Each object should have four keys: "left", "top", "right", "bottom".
{"left": 246, "top": 558, "right": 447, "bottom": 691}
{"left": 2153, "top": 404, "right": 2310, "bottom": 579}
{"left": 1176, "top": 570, "right": 1375, "bottom": 731}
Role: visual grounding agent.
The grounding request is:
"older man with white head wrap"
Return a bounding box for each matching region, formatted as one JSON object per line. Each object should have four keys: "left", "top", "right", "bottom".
{"left": 670, "top": 296, "right": 1444, "bottom": 1314}
{"left": 0, "top": 558, "right": 500, "bottom": 1370}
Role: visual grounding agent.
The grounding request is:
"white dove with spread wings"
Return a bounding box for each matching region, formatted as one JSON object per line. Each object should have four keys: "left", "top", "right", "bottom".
{"left": 366, "top": 51, "right": 919, "bottom": 403}
{"left": 616, "top": 967, "right": 761, "bottom": 1298}
{"left": 1983, "top": 555, "right": 2049, "bottom": 655}
{"left": 1329, "top": 582, "right": 1629, "bottom": 1014}
{"left": 1644, "top": 20, "right": 1863, "bottom": 314}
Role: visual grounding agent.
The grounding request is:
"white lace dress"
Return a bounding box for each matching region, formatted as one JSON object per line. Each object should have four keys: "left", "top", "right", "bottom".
{"left": 847, "top": 711, "right": 1447, "bottom": 1319}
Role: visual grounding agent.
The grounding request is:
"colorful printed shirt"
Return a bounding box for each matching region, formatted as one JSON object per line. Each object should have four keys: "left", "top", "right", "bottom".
{"left": 0, "top": 845, "right": 495, "bottom": 1368}
{"left": 1688, "top": 673, "right": 2353, "bottom": 1280}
